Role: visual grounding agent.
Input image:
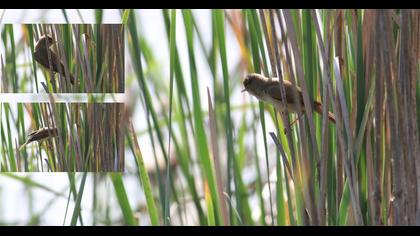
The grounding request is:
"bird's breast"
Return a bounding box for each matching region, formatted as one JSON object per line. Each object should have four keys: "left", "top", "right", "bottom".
{"left": 34, "top": 49, "right": 49, "bottom": 68}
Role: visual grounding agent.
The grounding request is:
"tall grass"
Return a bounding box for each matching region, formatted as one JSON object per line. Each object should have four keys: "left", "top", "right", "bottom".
{"left": 0, "top": 9, "right": 419, "bottom": 226}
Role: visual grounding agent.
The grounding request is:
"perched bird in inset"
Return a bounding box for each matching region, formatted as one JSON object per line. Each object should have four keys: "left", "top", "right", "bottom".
{"left": 34, "top": 35, "right": 75, "bottom": 84}
{"left": 242, "top": 73, "right": 336, "bottom": 124}
{"left": 19, "top": 127, "right": 58, "bottom": 151}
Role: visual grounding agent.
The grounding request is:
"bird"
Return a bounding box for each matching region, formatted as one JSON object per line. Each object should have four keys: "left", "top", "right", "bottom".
{"left": 19, "top": 127, "right": 58, "bottom": 151}
{"left": 34, "top": 35, "right": 75, "bottom": 85}
{"left": 242, "top": 73, "right": 336, "bottom": 124}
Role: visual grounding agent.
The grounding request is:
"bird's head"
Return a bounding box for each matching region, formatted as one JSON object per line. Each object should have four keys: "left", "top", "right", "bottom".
{"left": 36, "top": 35, "right": 56, "bottom": 49}
{"left": 242, "top": 73, "right": 269, "bottom": 98}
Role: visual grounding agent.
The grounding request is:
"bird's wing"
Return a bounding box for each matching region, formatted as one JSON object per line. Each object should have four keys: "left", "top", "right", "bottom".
{"left": 48, "top": 50, "right": 66, "bottom": 74}
{"left": 265, "top": 80, "right": 304, "bottom": 105}
{"left": 34, "top": 48, "right": 65, "bottom": 73}
{"left": 27, "top": 129, "right": 38, "bottom": 136}
{"left": 34, "top": 48, "right": 74, "bottom": 84}
{"left": 26, "top": 128, "right": 57, "bottom": 143}
{"left": 34, "top": 49, "right": 50, "bottom": 69}
{"left": 49, "top": 51, "right": 74, "bottom": 84}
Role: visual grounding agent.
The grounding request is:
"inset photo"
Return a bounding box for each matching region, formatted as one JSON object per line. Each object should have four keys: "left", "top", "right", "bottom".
{"left": 0, "top": 102, "right": 125, "bottom": 172}
{"left": 0, "top": 24, "right": 124, "bottom": 93}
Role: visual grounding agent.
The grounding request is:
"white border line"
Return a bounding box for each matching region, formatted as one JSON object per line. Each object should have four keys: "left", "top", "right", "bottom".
{"left": 0, "top": 93, "right": 126, "bottom": 103}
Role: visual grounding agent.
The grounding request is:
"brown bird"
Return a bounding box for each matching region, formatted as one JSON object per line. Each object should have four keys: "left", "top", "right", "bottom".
{"left": 34, "top": 35, "right": 75, "bottom": 84}
{"left": 19, "top": 127, "right": 58, "bottom": 151}
{"left": 242, "top": 73, "right": 336, "bottom": 124}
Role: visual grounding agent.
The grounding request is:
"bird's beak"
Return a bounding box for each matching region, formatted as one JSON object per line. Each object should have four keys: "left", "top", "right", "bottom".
{"left": 241, "top": 88, "right": 247, "bottom": 93}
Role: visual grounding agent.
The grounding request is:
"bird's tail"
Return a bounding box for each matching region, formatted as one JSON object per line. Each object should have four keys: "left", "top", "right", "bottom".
{"left": 69, "top": 74, "right": 75, "bottom": 85}
{"left": 313, "top": 101, "right": 336, "bottom": 123}
{"left": 61, "top": 73, "right": 75, "bottom": 85}
{"left": 19, "top": 142, "right": 28, "bottom": 151}
{"left": 59, "top": 64, "right": 75, "bottom": 84}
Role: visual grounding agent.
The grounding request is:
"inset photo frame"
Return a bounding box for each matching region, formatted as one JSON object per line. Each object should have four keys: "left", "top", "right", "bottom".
{"left": 1, "top": 102, "right": 125, "bottom": 172}
{"left": 0, "top": 24, "right": 124, "bottom": 93}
